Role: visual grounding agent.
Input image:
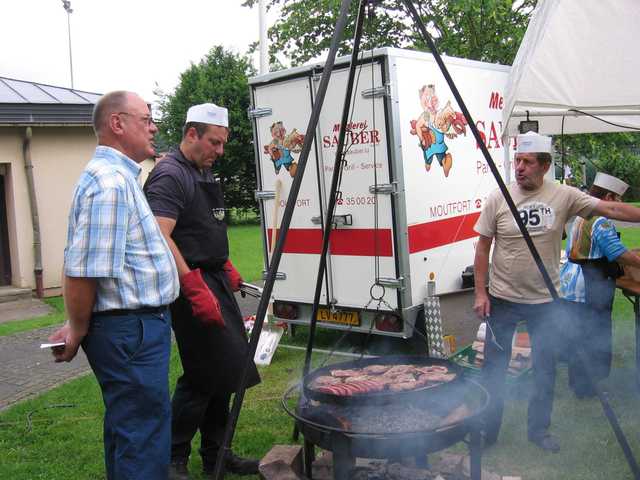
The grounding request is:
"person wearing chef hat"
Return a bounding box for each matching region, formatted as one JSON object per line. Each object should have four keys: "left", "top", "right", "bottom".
{"left": 473, "top": 132, "right": 640, "bottom": 453}
{"left": 144, "top": 103, "right": 260, "bottom": 478}
{"left": 561, "top": 173, "right": 640, "bottom": 398}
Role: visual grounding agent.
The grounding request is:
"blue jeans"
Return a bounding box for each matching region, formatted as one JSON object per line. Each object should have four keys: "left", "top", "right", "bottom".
{"left": 82, "top": 309, "right": 171, "bottom": 480}
{"left": 481, "top": 296, "right": 569, "bottom": 442}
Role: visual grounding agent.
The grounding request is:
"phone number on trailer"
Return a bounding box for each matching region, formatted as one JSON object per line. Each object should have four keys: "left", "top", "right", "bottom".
{"left": 337, "top": 195, "right": 377, "bottom": 206}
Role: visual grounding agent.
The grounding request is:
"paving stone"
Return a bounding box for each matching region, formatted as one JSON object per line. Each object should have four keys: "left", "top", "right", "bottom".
{"left": 259, "top": 444, "right": 304, "bottom": 476}
{"left": 0, "top": 298, "right": 53, "bottom": 323}
{"left": 431, "top": 452, "right": 502, "bottom": 480}
{"left": 311, "top": 451, "right": 333, "bottom": 480}
{"left": 431, "top": 452, "right": 466, "bottom": 476}
{"left": 0, "top": 325, "right": 91, "bottom": 411}
{"left": 0, "top": 287, "right": 32, "bottom": 304}
{"left": 0, "top": 291, "right": 262, "bottom": 412}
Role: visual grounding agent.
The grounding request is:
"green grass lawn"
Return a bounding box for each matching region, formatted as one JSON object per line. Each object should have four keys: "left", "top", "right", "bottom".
{"left": 477, "top": 290, "right": 640, "bottom": 480}
{"left": 4, "top": 224, "right": 640, "bottom": 478}
{"left": 619, "top": 225, "right": 640, "bottom": 246}
{"left": 227, "top": 224, "right": 263, "bottom": 283}
{"left": 2, "top": 304, "right": 640, "bottom": 479}
{"left": 0, "top": 345, "right": 309, "bottom": 480}
{"left": 0, "top": 297, "right": 66, "bottom": 337}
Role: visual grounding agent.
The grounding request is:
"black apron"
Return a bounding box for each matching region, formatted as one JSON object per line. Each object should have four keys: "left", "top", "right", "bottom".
{"left": 171, "top": 172, "right": 260, "bottom": 394}
{"left": 567, "top": 259, "right": 616, "bottom": 391}
{"left": 580, "top": 262, "right": 616, "bottom": 379}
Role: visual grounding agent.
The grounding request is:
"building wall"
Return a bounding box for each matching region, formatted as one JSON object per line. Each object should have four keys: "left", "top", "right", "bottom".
{"left": 30, "top": 127, "right": 99, "bottom": 291}
{"left": 0, "top": 126, "right": 156, "bottom": 295}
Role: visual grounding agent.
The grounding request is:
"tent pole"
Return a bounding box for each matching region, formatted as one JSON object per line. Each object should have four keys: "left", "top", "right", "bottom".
{"left": 503, "top": 141, "right": 511, "bottom": 184}
{"left": 510, "top": 108, "right": 640, "bottom": 118}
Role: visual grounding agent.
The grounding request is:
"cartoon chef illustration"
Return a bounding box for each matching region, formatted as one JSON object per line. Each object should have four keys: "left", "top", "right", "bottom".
{"left": 264, "top": 121, "right": 305, "bottom": 178}
{"left": 410, "top": 84, "right": 467, "bottom": 178}
{"left": 413, "top": 84, "right": 439, "bottom": 147}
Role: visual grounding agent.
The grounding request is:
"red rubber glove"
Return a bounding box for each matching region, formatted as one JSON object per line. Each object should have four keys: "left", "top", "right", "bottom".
{"left": 222, "top": 259, "right": 243, "bottom": 292}
{"left": 180, "top": 269, "right": 224, "bottom": 327}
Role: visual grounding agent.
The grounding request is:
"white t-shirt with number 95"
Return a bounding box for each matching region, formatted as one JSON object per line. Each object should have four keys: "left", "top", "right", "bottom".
{"left": 474, "top": 180, "right": 598, "bottom": 304}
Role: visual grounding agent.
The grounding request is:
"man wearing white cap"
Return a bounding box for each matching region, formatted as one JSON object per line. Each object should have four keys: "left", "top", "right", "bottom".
{"left": 144, "top": 103, "right": 260, "bottom": 478}
{"left": 473, "top": 132, "right": 640, "bottom": 453}
{"left": 561, "top": 173, "right": 640, "bottom": 398}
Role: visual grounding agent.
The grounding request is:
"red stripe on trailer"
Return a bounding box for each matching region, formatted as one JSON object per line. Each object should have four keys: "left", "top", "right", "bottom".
{"left": 267, "top": 228, "right": 393, "bottom": 257}
{"left": 408, "top": 212, "right": 481, "bottom": 253}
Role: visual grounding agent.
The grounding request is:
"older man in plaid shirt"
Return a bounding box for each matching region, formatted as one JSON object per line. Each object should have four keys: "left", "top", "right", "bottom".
{"left": 49, "top": 91, "right": 179, "bottom": 480}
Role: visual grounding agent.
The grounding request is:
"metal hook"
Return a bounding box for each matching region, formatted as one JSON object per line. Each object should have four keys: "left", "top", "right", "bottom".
{"left": 369, "top": 282, "right": 385, "bottom": 301}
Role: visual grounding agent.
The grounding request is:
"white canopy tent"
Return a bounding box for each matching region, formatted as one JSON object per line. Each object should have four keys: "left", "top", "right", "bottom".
{"left": 502, "top": 0, "right": 640, "bottom": 138}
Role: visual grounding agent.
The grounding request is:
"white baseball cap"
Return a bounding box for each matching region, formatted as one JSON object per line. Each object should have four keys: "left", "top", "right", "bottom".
{"left": 516, "top": 131, "right": 552, "bottom": 154}
{"left": 593, "top": 172, "right": 628, "bottom": 196}
{"left": 185, "top": 103, "right": 228, "bottom": 128}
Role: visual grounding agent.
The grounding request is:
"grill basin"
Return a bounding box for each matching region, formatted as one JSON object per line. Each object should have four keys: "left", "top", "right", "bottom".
{"left": 284, "top": 358, "right": 489, "bottom": 479}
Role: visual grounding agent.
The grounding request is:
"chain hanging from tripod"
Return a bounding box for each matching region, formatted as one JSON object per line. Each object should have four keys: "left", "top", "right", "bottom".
{"left": 362, "top": 1, "right": 392, "bottom": 315}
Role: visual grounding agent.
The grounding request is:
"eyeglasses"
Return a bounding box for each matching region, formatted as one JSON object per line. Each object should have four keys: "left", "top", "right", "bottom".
{"left": 117, "top": 112, "right": 155, "bottom": 127}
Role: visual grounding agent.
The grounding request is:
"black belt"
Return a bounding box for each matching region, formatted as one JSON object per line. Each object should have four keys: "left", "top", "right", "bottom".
{"left": 93, "top": 306, "right": 167, "bottom": 318}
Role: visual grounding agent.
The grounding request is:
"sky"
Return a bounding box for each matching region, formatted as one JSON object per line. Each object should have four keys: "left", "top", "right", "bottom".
{"left": 0, "top": 0, "right": 272, "bottom": 104}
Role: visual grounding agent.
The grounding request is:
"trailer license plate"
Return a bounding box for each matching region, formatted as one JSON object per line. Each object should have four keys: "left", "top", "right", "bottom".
{"left": 317, "top": 308, "right": 360, "bottom": 326}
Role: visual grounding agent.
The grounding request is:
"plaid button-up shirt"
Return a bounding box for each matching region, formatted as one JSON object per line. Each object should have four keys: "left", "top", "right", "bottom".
{"left": 64, "top": 146, "right": 179, "bottom": 311}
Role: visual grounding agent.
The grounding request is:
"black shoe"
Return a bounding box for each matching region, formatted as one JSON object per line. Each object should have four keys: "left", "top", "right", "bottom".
{"left": 529, "top": 433, "right": 560, "bottom": 453}
{"left": 203, "top": 452, "right": 260, "bottom": 477}
{"left": 168, "top": 460, "right": 190, "bottom": 480}
{"left": 225, "top": 452, "right": 260, "bottom": 475}
{"left": 481, "top": 432, "right": 498, "bottom": 449}
{"left": 574, "top": 386, "right": 597, "bottom": 399}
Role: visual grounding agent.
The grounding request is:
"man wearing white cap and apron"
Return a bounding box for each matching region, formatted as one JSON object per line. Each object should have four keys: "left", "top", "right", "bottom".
{"left": 561, "top": 173, "right": 640, "bottom": 397}
{"left": 144, "top": 103, "right": 260, "bottom": 478}
{"left": 473, "top": 132, "right": 640, "bottom": 453}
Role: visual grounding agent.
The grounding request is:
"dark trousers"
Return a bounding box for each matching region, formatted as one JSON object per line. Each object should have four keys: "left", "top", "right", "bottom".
{"left": 568, "top": 264, "right": 615, "bottom": 394}
{"left": 82, "top": 309, "right": 172, "bottom": 480}
{"left": 171, "top": 375, "right": 231, "bottom": 469}
{"left": 481, "top": 296, "right": 567, "bottom": 441}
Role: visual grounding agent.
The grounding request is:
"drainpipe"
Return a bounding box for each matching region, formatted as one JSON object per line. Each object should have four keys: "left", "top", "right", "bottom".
{"left": 22, "top": 127, "right": 44, "bottom": 298}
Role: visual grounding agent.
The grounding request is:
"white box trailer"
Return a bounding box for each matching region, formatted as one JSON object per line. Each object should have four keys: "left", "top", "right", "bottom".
{"left": 249, "top": 47, "right": 513, "bottom": 338}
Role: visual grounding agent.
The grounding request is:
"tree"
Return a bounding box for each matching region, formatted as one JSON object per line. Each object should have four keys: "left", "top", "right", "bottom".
{"left": 155, "top": 46, "right": 258, "bottom": 218}
{"left": 245, "top": 1, "right": 640, "bottom": 195}
{"left": 243, "top": 0, "right": 536, "bottom": 66}
{"left": 556, "top": 132, "right": 640, "bottom": 200}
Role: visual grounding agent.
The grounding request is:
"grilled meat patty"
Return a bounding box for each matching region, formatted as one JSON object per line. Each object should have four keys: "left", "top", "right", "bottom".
{"left": 312, "top": 362, "right": 455, "bottom": 396}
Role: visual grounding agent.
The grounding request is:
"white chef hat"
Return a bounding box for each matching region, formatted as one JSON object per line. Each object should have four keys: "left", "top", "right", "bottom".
{"left": 516, "top": 131, "right": 552, "bottom": 154}
{"left": 593, "top": 172, "right": 628, "bottom": 196}
{"left": 185, "top": 103, "right": 228, "bottom": 128}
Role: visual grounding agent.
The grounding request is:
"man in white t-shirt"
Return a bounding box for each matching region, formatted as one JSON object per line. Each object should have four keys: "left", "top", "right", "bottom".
{"left": 473, "top": 131, "right": 640, "bottom": 453}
